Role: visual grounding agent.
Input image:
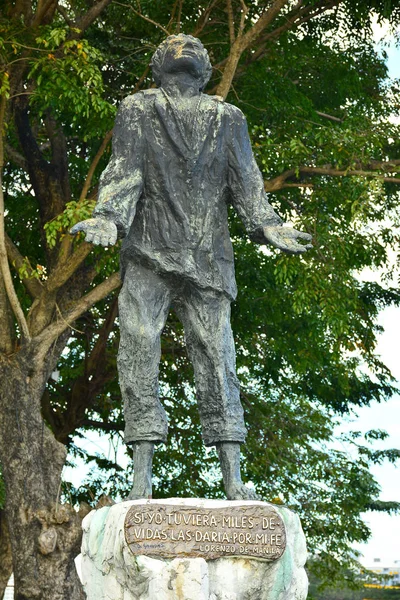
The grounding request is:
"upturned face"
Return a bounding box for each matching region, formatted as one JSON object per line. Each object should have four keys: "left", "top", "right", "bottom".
{"left": 160, "top": 37, "right": 206, "bottom": 80}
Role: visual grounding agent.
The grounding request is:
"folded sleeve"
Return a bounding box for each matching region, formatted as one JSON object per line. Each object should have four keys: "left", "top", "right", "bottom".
{"left": 93, "top": 94, "right": 144, "bottom": 237}
{"left": 226, "top": 104, "right": 282, "bottom": 241}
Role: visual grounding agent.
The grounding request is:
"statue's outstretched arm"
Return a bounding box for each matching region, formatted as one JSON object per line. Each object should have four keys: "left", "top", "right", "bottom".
{"left": 71, "top": 94, "right": 145, "bottom": 246}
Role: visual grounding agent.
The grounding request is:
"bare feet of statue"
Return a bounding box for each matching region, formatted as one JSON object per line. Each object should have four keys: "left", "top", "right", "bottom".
{"left": 126, "top": 441, "right": 155, "bottom": 500}
{"left": 216, "top": 442, "right": 261, "bottom": 501}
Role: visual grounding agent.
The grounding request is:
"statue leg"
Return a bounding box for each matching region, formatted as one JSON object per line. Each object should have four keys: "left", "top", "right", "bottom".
{"left": 175, "top": 286, "right": 258, "bottom": 500}
{"left": 127, "top": 442, "right": 155, "bottom": 500}
{"left": 216, "top": 442, "right": 259, "bottom": 501}
{"left": 118, "top": 262, "right": 171, "bottom": 499}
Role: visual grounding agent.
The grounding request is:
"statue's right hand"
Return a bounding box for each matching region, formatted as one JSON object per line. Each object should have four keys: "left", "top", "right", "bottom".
{"left": 70, "top": 218, "right": 118, "bottom": 247}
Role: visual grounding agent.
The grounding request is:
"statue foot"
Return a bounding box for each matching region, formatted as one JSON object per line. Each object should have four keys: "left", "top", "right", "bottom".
{"left": 226, "top": 480, "right": 261, "bottom": 501}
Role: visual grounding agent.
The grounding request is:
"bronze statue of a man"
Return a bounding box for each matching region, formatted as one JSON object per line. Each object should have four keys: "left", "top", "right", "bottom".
{"left": 72, "top": 34, "right": 312, "bottom": 500}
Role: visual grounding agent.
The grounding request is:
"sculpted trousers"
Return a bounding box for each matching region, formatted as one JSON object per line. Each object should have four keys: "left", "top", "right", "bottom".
{"left": 118, "top": 262, "right": 247, "bottom": 446}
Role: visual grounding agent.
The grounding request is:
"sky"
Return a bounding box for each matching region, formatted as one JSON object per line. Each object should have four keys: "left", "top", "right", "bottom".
{"left": 342, "top": 305, "right": 400, "bottom": 566}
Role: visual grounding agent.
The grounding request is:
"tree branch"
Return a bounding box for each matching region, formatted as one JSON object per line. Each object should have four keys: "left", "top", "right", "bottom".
{"left": 86, "top": 295, "right": 119, "bottom": 373}
{"left": 193, "top": 0, "right": 221, "bottom": 36}
{"left": 0, "top": 95, "right": 31, "bottom": 341}
{"left": 46, "top": 240, "right": 92, "bottom": 293}
{"left": 265, "top": 169, "right": 297, "bottom": 191}
{"left": 315, "top": 110, "right": 343, "bottom": 123}
{"left": 176, "top": 0, "right": 183, "bottom": 33}
{"left": 47, "top": 295, "right": 119, "bottom": 442}
{"left": 215, "top": 0, "right": 344, "bottom": 98}
{"left": 4, "top": 143, "right": 27, "bottom": 170}
{"left": 34, "top": 272, "right": 121, "bottom": 353}
{"left": 113, "top": 2, "right": 170, "bottom": 35}
{"left": 10, "top": 0, "right": 33, "bottom": 22}
{"left": 231, "top": 0, "right": 340, "bottom": 79}
{"left": 299, "top": 165, "right": 400, "bottom": 182}
{"left": 79, "top": 130, "right": 113, "bottom": 202}
{"left": 131, "top": 64, "right": 151, "bottom": 95}
{"left": 261, "top": 0, "right": 340, "bottom": 45}
{"left": 216, "top": 0, "right": 291, "bottom": 98}
{"left": 240, "top": 0, "right": 291, "bottom": 48}
{"left": 5, "top": 232, "right": 43, "bottom": 298}
{"left": 282, "top": 182, "right": 314, "bottom": 189}
{"left": 74, "top": 0, "right": 114, "bottom": 35}
{"left": 0, "top": 267, "right": 15, "bottom": 354}
{"left": 26, "top": 239, "right": 94, "bottom": 337}
{"left": 32, "top": 0, "right": 59, "bottom": 26}
{"left": 238, "top": 0, "right": 249, "bottom": 35}
{"left": 57, "top": 296, "right": 119, "bottom": 442}
{"left": 44, "top": 111, "right": 71, "bottom": 203}
{"left": 368, "top": 159, "right": 400, "bottom": 172}
{"left": 14, "top": 100, "right": 65, "bottom": 227}
{"left": 226, "top": 0, "right": 236, "bottom": 44}
{"left": 81, "top": 419, "right": 123, "bottom": 432}
{"left": 167, "top": 0, "right": 181, "bottom": 28}
{"left": 264, "top": 163, "right": 400, "bottom": 192}
{"left": 56, "top": 4, "right": 73, "bottom": 26}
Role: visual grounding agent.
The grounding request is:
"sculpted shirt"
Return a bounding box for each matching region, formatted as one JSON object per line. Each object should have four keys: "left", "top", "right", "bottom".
{"left": 93, "top": 89, "right": 282, "bottom": 300}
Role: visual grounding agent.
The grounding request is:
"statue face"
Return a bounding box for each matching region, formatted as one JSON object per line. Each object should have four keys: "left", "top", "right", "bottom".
{"left": 160, "top": 36, "right": 206, "bottom": 80}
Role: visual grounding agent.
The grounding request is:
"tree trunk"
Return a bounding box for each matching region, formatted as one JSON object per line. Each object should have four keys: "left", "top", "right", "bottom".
{"left": 0, "top": 354, "right": 85, "bottom": 600}
{"left": 216, "top": 40, "right": 243, "bottom": 100}
{"left": 0, "top": 509, "right": 13, "bottom": 599}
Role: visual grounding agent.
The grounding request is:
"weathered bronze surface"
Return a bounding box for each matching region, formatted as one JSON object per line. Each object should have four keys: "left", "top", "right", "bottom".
{"left": 125, "top": 504, "right": 286, "bottom": 561}
{"left": 71, "top": 33, "right": 312, "bottom": 502}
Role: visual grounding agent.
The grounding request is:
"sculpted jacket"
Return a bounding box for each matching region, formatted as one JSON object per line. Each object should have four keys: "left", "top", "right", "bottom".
{"left": 93, "top": 89, "right": 282, "bottom": 300}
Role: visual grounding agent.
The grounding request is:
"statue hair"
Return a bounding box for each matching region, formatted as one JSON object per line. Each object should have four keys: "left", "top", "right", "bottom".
{"left": 151, "top": 34, "right": 212, "bottom": 90}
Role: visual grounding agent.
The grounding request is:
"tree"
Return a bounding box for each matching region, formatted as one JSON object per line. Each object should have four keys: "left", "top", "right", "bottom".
{"left": 308, "top": 559, "right": 400, "bottom": 599}
{"left": 1, "top": 0, "right": 400, "bottom": 597}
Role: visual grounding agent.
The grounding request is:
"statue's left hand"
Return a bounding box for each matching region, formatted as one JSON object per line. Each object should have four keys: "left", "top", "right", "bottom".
{"left": 70, "top": 218, "right": 118, "bottom": 247}
{"left": 262, "top": 225, "right": 313, "bottom": 254}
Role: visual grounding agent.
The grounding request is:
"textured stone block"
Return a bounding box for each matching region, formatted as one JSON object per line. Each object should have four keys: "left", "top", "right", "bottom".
{"left": 80, "top": 499, "right": 308, "bottom": 600}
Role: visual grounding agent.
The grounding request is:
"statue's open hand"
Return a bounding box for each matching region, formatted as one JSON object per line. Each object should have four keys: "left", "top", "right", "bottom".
{"left": 70, "top": 218, "right": 118, "bottom": 247}
{"left": 262, "top": 226, "right": 312, "bottom": 254}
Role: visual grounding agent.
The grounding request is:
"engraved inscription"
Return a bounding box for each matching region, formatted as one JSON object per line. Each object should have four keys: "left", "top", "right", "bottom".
{"left": 125, "top": 504, "right": 286, "bottom": 561}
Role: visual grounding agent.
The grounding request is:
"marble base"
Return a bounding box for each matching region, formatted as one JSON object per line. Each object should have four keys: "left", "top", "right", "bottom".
{"left": 80, "top": 498, "right": 308, "bottom": 600}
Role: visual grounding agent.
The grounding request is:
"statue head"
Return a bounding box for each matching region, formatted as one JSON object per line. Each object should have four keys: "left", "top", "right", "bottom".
{"left": 151, "top": 34, "right": 212, "bottom": 91}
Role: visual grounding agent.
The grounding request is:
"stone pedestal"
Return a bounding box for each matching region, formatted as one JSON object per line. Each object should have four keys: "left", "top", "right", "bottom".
{"left": 80, "top": 499, "right": 308, "bottom": 600}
